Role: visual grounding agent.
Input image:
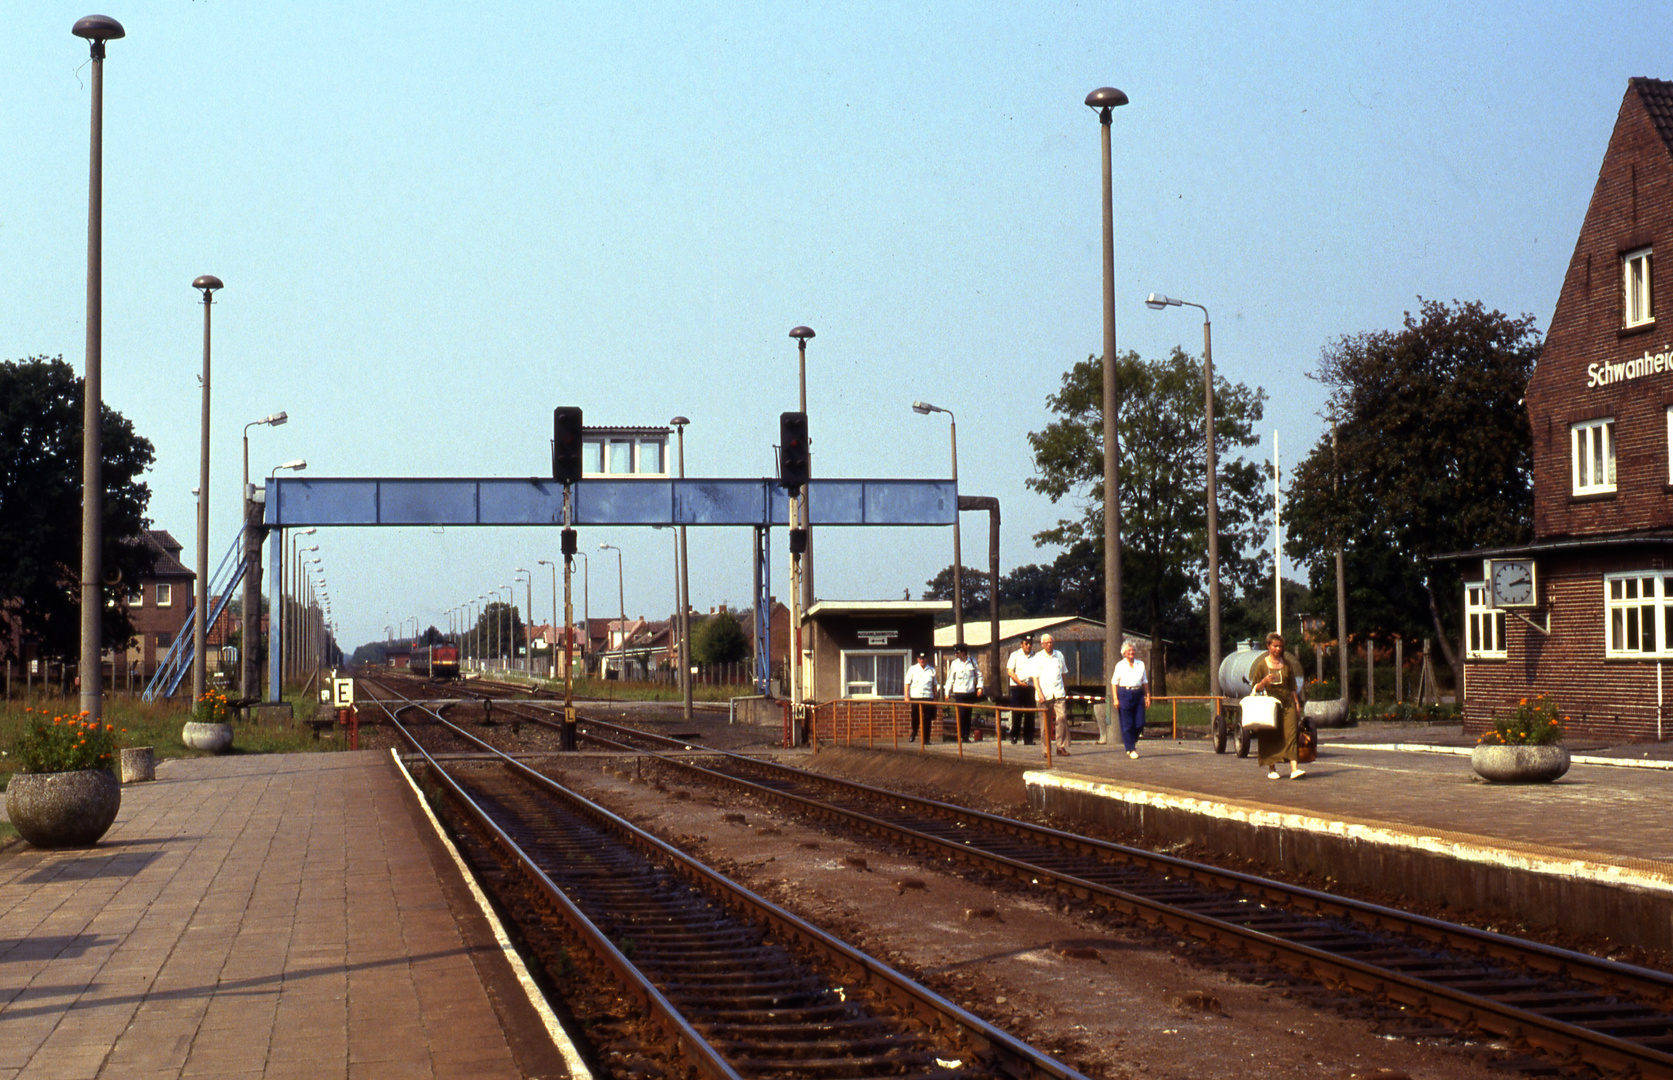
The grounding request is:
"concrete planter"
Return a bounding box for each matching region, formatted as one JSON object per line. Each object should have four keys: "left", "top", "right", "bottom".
{"left": 1470, "top": 743, "right": 1570, "bottom": 783}
{"left": 182, "top": 721, "right": 234, "bottom": 754}
{"left": 119, "top": 746, "right": 155, "bottom": 783}
{"left": 6, "top": 769, "right": 121, "bottom": 848}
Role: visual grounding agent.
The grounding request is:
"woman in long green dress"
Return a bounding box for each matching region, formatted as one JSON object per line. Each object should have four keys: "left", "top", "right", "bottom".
{"left": 1248, "top": 631, "right": 1307, "bottom": 780}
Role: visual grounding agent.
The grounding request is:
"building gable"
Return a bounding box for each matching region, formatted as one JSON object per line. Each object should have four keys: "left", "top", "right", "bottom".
{"left": 1529, "top": 78, "right": 1673, "bottom": 540}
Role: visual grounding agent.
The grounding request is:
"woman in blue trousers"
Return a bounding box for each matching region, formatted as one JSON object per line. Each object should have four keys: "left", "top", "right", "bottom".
{"left": 1109, "top": 641, "right": 1150, "bottom": 758}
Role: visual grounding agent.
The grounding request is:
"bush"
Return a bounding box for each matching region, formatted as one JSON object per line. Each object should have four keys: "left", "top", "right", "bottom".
{"left": 1479, "top": 693, "right": 1564, "bottom": 746}
{"left": 8, "top": 708, "right": 120, "bottom": 774}
{"left": 1354, "top": 701, "right": 1461, "bottom": 725}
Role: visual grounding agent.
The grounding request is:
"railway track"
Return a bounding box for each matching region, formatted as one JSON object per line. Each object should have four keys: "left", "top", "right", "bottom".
{"left": 361, "top": 676, "right": 1673, "bottom": 1077}
{"left": 358, "top": 677, "right": 1092, "bottom": 1080}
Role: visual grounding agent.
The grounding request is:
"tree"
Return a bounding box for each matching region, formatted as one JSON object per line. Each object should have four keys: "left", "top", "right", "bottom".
{"left": 1284, "top": 299, "right": 1541, "bottom": 689}
{"left": 1026, "top": 347, "right": 1269, "bottom": 662}
{"left": 471, "top": 602, "right": 524, "bottom": 659}
{"left": 691, "top": 609, "right": 748, "bottom": 666}
{"left": 921, "top": 565, "right": 991, "bottom": 624}
{"left": 0, "top": 356, "right": 156, "bottom": 664}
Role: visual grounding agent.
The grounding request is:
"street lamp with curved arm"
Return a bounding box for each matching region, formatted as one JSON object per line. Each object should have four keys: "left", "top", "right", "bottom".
{"left": 911, "top": 401, "right": 962, "bottom": 648}
{"left": 599, "top": 543, "right": 625, "bottom": 678}
{"left": 1144, "top": 292, "right": 1221, "bottom": 704}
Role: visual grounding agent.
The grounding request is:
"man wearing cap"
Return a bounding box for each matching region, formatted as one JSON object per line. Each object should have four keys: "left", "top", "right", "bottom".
{"left": 905, "top": 651, "right": 939, "bottom": 742}
{"left": 1006, "top": 634, "right": 1038, "bottom": 745}
{"left": 945, "top": 643, "right": 984, "bottom": 742}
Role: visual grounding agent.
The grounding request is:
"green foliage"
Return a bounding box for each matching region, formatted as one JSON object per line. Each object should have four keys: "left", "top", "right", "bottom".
{"left": 921, "top": 565, "right": 991, "bottom": 623}
{"left": 1025, "top": 347, "right": 1268, "bottom": 654}
{"left": 8, "top": 707, "right": 119, "bottom": 774}
{"left": 469, "top": 602, "right": 525, "bottom": 659}
{"left": 192, "top": 691, "right": 235, "bottom": 724}
{"left": 1479, "top": 693, "right": 1565, "bottom": 746}
{"left": 1354, "top": 700, "right": 1461, "bottom": 724}
{"left": 691, "top": 610, "right": 749, "bottom": 666}
{"left": 1283, "top": 299, "right": 1541, "bottom": 678}
{"left": 0, "top": 356, "right": 156, "bottom": 665}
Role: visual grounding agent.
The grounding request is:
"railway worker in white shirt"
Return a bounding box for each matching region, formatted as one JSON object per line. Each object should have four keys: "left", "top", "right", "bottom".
{"left": 1110, "top": 640, "right": 1150, "bottom": 759}
{"left": 905, "top": 652, "right": 939, "bottom": 743}
{"left": 1006, "top": 635, "right": 1038, "bottom": 745}
{"left": 944, "top": 642, "right": 984, "bottom": 742}
{"left": 1032, "top": 634, "right": 1072, "bottom": 757}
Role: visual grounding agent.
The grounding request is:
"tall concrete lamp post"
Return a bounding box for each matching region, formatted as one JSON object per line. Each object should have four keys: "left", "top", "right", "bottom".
{"left": 538, "top": 560, "right": 558, "bottom": 678}
{"left": 912, "top": 402, "right": 962, "bottom": 647}
{"left": 1145, "top": 293, "right": 1220, "bottom": 708}
{"left": 515, "top": 568, "right": 532, "bottom": 674}
{"left": 599, "top": 543, "right": 625, "bottom": 679}
{"left": 191, "top": 275, "right": 224, "bottom": 707}
{"left": 1087, "top": 85, "right": 1128, "bottom": 686}
{"left": 74, "top": 15, "right": 124, "bottom": 722}
{"left": 240, "top": 411, "right": 285, "bottom": 696}
{"left": 669, "top": 416, "right": 693, "bottom": 721}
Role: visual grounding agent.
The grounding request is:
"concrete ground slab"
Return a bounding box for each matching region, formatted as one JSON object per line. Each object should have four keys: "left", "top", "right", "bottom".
{"left": 0, "top": 751, "right": 572, "bottom": 1079}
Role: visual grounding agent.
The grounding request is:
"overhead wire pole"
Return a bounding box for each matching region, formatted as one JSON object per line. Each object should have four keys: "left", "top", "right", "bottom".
{"left": 191, "top": 276, "right": 222, "bottom": 707}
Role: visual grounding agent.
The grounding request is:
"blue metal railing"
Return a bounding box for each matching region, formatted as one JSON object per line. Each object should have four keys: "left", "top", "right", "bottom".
{"left": 142, "top": 528, "right": 247, "bottom": 702}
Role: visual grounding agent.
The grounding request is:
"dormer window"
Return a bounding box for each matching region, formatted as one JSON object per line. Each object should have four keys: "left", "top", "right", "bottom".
{"left": 1624, "top": 247, "right": 1654, "bottom": 328}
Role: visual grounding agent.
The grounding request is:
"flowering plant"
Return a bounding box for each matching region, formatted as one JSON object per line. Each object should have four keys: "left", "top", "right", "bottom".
{"left": 1479, "top": 693, "right": 1565, "bottom": 746}
{"left": 10, "top": 709, "right": 120, "bottom": 774}
{"left": 192, "top": 690, "right": 235, "bottom": 724}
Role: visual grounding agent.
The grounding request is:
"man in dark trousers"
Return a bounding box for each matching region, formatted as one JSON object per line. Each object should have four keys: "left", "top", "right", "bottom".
{"left": 1006, "top": 634, "right": 1038, "bottom": 744}
{"left": 905, "top": 652, "right": 938, "bottom": 743}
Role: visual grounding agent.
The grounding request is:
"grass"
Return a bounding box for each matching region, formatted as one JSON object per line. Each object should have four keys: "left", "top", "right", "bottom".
{"left": 0, "top": 690, "right": 347, "bottom": 797}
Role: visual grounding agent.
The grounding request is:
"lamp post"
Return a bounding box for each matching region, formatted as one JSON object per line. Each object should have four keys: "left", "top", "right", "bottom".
{"left": 515, "top": 568, "right": 532, "bottom": 674}
{"left": 273, "top": 461, "right": 307, "bottom": 684}
{"left": 669, "top": 416, "right": 693, "bottom": 720}
{"left": 291, "top": 542, "right": 318, "bottom": 684}
{"left": 538, "top": 559, "right": 558, "bottom": 678}
{"left": 240, "top": 411, "right": 285, "bottom": 697}
{"left": 577, "top": 552, "right": 589, "bottom": 669}
{"left": 912, "top": 401, "right": 961, "bottom": 647}
{"left": 191, "top": 275, "right": 224, "bottom": 706}
{"left": 1145, "top": 292, "right": 1220, "bottom": 707}
{"left": 599, "top": 543, "right": 625, "bottom": 679}
{"left": 73, "top": 15, "right": 125, "bottom": 721}
{"left": 788, "top": 327, "right": 815, "bottom": 610}
{"left": 1086, "top": 85, "right": 1129, "bottom": 687}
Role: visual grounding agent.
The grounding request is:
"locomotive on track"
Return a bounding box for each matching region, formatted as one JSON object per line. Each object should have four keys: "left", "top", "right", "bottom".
{"left": 409, "top": 642, "right": 460, "bottom": 680}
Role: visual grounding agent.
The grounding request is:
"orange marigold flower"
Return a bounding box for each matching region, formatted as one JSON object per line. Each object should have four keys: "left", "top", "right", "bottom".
{"left": 105, "top": 724, "right": 113, "bottom": 732}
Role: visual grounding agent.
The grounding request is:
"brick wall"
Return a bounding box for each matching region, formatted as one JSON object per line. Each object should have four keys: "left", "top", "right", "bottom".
{"left": 1529, "top": 80, "right": 1673, "bottom": 539}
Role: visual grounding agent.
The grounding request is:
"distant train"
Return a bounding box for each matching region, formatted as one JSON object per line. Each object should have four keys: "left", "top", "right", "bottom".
{"left": 409, "top": 642, "right": 460, "bottom": 680}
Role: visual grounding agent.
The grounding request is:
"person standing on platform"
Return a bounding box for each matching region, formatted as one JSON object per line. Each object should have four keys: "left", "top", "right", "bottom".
{"left": 1033, "top": 633, "right": 1071, "bottom": 757}
{"left": 1006, "top": 634, "right": 1038, "bottom": 745}
{"left": 1110, "top": 641, "right": 1150, "bottom": 759}
{"left": 905, "top": 652, "right": 939, "bottom": 743}
{"left": 1249, "top": 631, "right": 1307, "bottom": 779}
{"left": 945, "top": 642, "right": 983, "bottom": 742}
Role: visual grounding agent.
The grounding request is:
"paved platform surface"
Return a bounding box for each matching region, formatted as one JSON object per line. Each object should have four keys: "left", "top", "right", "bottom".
{"left": 0, "top": 751, "right": 561, "bottom": 1080}
{"left": 876, "top": 721, "right": 1673, "bottom": 884}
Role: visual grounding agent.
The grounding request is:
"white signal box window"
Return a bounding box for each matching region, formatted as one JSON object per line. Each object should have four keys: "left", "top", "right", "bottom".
{"left": 155, "top": 583, "right": 173, "bottom": 607}
{"left": 1571, "top": 418, "right": 1616, "bottom": 495}
{"left": 1625, "top": 248, "right": 1654, "bottom": 328}
{"left": 581, "top": 427, "right": 671, "bottom": 479}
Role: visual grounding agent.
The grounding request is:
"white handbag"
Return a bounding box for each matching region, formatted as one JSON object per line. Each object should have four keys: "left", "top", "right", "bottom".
{"left": 1240, "top": 694, "right": 1279, "bottom": 732}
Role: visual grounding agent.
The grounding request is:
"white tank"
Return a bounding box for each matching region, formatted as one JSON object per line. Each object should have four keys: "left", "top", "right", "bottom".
{"left": 1217, "top": 640, "right": 1267, "bottom": 699}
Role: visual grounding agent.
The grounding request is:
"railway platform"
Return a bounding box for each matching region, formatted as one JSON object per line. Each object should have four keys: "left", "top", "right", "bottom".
{"left": 830, "top": 722, "right": 1673, "bottom": 952}
{"left": 0, "top": 751, "right": 575, "bottom": 1080}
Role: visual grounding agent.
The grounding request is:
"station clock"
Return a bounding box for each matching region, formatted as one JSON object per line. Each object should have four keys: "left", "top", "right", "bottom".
{"left": 1486, "top": 558, "right": 1538, "bottom": 608}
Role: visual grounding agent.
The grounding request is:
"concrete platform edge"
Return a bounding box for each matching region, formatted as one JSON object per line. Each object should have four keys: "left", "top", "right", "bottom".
{"left": 1025, "top": 769, "right": 1673, "bottom": 953}
{"left": 1333, "top": 742, "right": 1673, "bottom": 770}
{"left": 390, "top": 747, "right": 594, "bottom": 1080}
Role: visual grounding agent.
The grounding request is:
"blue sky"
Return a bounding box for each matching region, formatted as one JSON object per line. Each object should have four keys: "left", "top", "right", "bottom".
{"left": 3, "top": 2, "right": 1666, "bottom": 649}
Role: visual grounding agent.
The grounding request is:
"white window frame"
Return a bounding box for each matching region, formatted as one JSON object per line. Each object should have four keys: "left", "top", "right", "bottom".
{"left": 127, "top": 584, "right": 143, "bottom": 606}
{"left": 1464, "top": 583, "right": 1507, "bottom": 659}
{"left": 1624, "top": 247, "right": 1654, "bottom": 328}
{"left": 155, "top": 582, "right": 173, "bottom": 607}
{"left": 840, "top": 649, "right": 910, "bottom": 699}
{"left": 1571, "top": 418, "right": 1617, "bottom": 495}
{"left": 1666, "top": 405, "right": 1673, "bottom": 485}
{"left": 1605, "top": 572, "right": 1673, "bottom": 658}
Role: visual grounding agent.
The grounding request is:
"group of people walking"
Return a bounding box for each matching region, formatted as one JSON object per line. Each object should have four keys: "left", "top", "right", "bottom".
{"left": 900, "top": 629, "right": 1308, "bottom": 777}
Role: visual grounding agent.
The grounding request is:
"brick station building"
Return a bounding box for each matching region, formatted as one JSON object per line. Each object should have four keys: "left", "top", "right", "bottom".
{"left": 1456, "top": 78, "right": 1673, "bottom": 739}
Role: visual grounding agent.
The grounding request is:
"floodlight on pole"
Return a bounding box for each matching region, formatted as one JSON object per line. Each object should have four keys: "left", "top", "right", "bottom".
{"left": 911, "top": 401, "right": 963, "bottom": 648}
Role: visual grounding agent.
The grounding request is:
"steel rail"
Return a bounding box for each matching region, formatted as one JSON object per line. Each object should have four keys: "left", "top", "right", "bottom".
{"left": 561, "top": 717, "right": 1673, "bottom": 1079}
{"left": 356, "top": 683, "right": 745, "bottom": 1080}
{"left": 359, "top": 677, "right": 1092, "bottom": 1080}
